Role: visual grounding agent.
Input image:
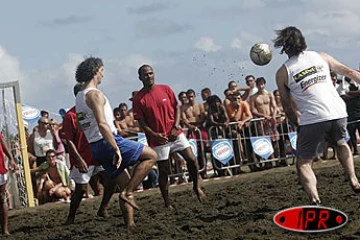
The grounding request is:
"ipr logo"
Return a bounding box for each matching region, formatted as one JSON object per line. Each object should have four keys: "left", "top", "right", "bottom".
{"left": 273, "top": 206, "right": 348, "bottom": 233}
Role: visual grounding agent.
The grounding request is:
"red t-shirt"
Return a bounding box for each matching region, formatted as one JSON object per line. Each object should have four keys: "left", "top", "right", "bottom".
{"left": 62, "top": 107, "right": 98, "bottom": 168}
{"left": 0, "top": 133, "right": 7, "bottom": 174}
{"left": 133, "top": 84, "right": 180, "bottom": 147}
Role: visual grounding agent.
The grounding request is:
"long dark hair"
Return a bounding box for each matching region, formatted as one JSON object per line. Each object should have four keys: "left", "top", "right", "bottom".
{"left": 273, "top": 26, "right": 307, "bottom": 56}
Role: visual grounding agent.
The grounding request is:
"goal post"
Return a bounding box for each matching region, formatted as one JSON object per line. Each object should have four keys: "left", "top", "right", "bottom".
{"left": 0, "top": 81, "right": 34, "bottom": 207}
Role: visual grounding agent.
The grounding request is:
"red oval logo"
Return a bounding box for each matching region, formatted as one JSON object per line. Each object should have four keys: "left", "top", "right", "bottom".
{"left": 273, "top": 206, "right": 348, "bottom": 233}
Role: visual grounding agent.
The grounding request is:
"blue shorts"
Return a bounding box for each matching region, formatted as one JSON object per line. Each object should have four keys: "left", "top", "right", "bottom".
{"left": 90, "top": 134, "right": 144, "bottom": 178}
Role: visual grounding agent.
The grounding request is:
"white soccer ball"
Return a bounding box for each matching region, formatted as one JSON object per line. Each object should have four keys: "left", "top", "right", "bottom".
{"left": 249, "top": 43, "right": 272, "bottom": 66}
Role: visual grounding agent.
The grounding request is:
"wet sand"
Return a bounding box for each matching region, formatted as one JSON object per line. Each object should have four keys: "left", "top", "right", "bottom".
{"left": 6, "top": 158, "right": 360, "bottom": 240}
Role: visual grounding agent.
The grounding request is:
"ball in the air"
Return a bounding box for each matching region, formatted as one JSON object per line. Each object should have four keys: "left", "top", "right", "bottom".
{"left": 249, "top": 43, "right": 272, "bottom": 66}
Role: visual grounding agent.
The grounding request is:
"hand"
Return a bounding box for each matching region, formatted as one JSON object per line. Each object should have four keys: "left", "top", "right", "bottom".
{"left": 78, "top": 159, "right": 89, "bottom": 173}
{"left": 168, "top": 128, "right": 179, "bottom": 142}
{"left": 113, "top": 149, "right": 122, "bottom": 169}
{"left": 153, "top": 132, "right": 169, "bottom": 145}
{"left": 49, "top": 187, "right": 56, "bottom": 196}
{"left": 265, "top": 115, "right": 272, "bottom": 120}
{"left": 237, "top": 121, "right": 244, "bottom": 129}
{"left": 8, "top": 159, "right": 18, "bottom": 172}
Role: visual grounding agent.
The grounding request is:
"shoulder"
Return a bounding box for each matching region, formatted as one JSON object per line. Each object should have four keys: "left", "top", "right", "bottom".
{"left": 241, "top": 101, "right": 250, "bottom": 107}
{"left": 276, "top": 65, "right": 288, "bottom": 85}
{"left": 158, "top": 84, "right": 174, "bottom": 93}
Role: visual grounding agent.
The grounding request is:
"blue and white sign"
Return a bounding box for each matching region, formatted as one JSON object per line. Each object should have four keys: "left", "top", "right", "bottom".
{"left": 288, "top": 132, "right": 297, "bottom": 151}
{"left": 250, "top": 136, "right": 274, "bottom": 160}
{"left": 22, "top": 104, "right": 41, "bottom": 123}
{"left": 189, "top": 139, "right": 198, "bottom": 158}
{"left": 137, "top": 133, "right": 148, "bottom": 146}
{"left": 211, "top": 139, "right": 234, "bottom": 165}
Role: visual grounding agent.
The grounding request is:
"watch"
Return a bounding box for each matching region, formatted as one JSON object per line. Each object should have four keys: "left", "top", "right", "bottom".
{"left": 173, "top": 125, "right": 181, "bottom": 130}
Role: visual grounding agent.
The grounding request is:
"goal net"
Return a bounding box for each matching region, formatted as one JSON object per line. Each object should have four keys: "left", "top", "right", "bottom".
{"left": 0, "top": 81, "right": 34, "bottom": 208}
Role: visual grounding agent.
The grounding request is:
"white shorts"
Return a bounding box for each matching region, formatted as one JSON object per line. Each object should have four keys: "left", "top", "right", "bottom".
{"left": 153, "top": 133, "right": 190, "bottom": 161}
{"left": 0, "top": 173, "right": 8, "bottom": 186}
{"left": 70, "top": 165, "right": 105, "bottom": 184}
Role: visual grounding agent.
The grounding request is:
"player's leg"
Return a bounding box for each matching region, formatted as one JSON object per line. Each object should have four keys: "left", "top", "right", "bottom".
{"left": 0, "top": 182, "right": 9, "bottom": 235}
{"left": 175, "top": 133, "right": 205, "bottom": 202}
{"left": 296, "top": 159, "right": 320, "bottom": 203}
{"left": 331, "top": 118, "right": 360, "bottom": 191}
{"left": 97, "top": 171, "right": 116, "bottom": 218}
{"left": 117, "top": 137, "right": 157, "bottom": 210}
{"left": 65, "top": 166, "right": 95, "bottom": 225}
{"left": 296, "top": 122, "right": 328, "bottom": 204}
{"left": 114, "top": 170, "right": 135, "bottom": 232}
{"left": 157, "top": 160, "right": 172, "bottom": 209}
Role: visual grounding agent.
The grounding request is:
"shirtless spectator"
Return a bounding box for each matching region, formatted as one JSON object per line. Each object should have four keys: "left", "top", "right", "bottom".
{"left": 223, "top": 89, "right": 232, "bottom": 106}
{"left": 228, "top": 80, "right": 250, "bottom": 96}
{"left": 242, "top": 75, "right": 258, "bottom": 102}
{"left": 225, "top": 92, "right": 253, "bottom": 173}
{"left": 201, "top": 88, "right": 212, "bottom": 112}
{"left": 181, "top": 89, "right": 209, "bottom": 179}
{"left": 178, "top": 91, "right": 188, "bottom": 106}
{"left": 114, "top": 104, "right": 140, "bottom": 137}
{"left": 31, "top": 149, "right": 71, "bottom": 204}
{"left": 250, "top": 77, "right": 279, "bottom": 167}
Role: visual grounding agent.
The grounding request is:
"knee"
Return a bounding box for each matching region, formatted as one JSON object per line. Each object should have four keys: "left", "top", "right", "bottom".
{"left": 144, "top": 147, "right": 157, "bottom": 163}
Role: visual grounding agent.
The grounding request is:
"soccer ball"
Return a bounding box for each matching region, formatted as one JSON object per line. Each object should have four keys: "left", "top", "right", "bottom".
{"left": 249, "top": 43, "right": 272, "bottom": 66}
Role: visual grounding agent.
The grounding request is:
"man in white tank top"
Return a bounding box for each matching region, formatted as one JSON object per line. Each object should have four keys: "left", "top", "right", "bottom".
{"left": 74, "top": 57, "right": 157, "bottom": 232}
{"left": 274, "top": 26, "right": 360, "bottom": 205}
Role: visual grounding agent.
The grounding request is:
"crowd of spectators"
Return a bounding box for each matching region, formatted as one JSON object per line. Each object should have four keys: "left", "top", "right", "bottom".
{"left": 4, "top": 71, "right": 360, "bottom": 207}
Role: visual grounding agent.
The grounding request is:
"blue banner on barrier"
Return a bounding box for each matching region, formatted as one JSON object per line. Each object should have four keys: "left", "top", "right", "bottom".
{"left": 189, "top": 139, "right": 198, "bottom": 158}
{"left": 137, "top": 133, "right": 148, "bottom": 146}
{"left": 211, "top": 139, "right": 234, "bottom": 165}
{"left": 250, "top": 136, "right": 274, "bottom": 160}
{"left": 288, "top": 132, "right": 297, "bottom": 151}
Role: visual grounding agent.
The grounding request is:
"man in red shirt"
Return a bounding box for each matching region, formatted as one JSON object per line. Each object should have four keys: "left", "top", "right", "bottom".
{"left": 133, "top": 65, "right": 205, "bottom": 210}
{"left": 0, "top": 132, "right": 17, "bottom": 235}
{"left": 63, "top": 84, "right": 115, "bottom": 225}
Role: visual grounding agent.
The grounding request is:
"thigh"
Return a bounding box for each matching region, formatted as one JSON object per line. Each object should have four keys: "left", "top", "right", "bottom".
{"left": 170, "top": 133, "right": 191, "bottom": 153}
{"left": 153, "top": 144, "right": 171, "bottom": 161}
{"left": 70, "top": 166, "right": 95, "bottom": 185}
{"left": 0, "top": 173, "right": 8, "bottom": 186}
{"left": 327, "top": 118, "right": 347, "bottom": 146}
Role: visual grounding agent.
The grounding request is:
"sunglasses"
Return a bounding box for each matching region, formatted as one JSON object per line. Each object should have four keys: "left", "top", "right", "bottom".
{"left": 40, "top": 121, "right": 49, "bottom": 125}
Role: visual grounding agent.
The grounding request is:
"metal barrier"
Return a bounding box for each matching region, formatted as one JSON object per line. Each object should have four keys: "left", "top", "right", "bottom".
{"left": 127, "top": 118, "right": 297, "bottom": 180}
{"left": 207, "top": 116, "right": 297, "bottom": 176}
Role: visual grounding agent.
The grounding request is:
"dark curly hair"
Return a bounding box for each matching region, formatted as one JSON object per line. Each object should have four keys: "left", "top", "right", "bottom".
{"left": 75, "top": 57, "right": 103, "bottom": 83}
{"left": 273, "top": 26, "right": 307, "bottom": 56}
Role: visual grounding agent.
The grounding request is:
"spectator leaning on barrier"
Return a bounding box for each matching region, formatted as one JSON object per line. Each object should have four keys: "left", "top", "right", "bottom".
{"left": 180, "top": 89, "right": 209, "bottom": 179}
{"left": 250, "top": 77, "right": 280, "bottom": 167}
{"left": 242, "top": 75, "right": 258, "bottom": 102}
{"left": 225, "top": 91, "right": 253, "bottom": 173}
